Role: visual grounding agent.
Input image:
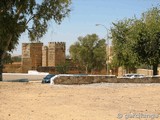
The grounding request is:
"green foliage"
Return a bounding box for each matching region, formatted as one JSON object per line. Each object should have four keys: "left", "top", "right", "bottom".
{"left": 111, "top": 6, "right": 160, "bottom": 75}
{"left": 131, "top": 7, "right": 160, "bottom": 75}
{"left": 3, "top": 52, "right": 12, "bottom": 64}
{"left": 0, "top": 0, "right": 72, "bottom": 80}
{"left": 69, "top": 34, "right": 106, "bottom": 74}
{"left": 111, "top": 19, "right": 138, "bottom": 71}
{"left": 0, "top": 0, "right": 71, "bottom": 52}
{"left": 55, "top": 62, "right": 70, "bottom": 74}
{"left": 132, "top": 7, "right": 160, "bottom": 66}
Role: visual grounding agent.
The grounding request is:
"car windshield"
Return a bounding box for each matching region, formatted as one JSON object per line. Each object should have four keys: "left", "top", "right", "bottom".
{"left": 127, "top": 75, "right": 133, "bottom": 77}
{"left": 124, "top": 74, "right": 133, "bottom": 77}
{"left": 44, "top": 74, "right": 54, "bottom": 79}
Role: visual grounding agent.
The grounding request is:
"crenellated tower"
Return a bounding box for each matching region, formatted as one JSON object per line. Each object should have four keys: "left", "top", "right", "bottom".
{"left": 21, "top": 42, "right": 65, "bottom": 72}
{"left": 42, "top": 46, "right": 48, "bottom": 66}
{"left": 42, "top": 42, "right": 66, "bottom": 67}
{"left": 22, "top": 43, "right": 43, "bottom": 72}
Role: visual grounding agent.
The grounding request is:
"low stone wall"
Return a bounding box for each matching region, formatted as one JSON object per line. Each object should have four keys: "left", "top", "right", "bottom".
{"left": 53, "top": 75, "right": 160, "bottom": 85}
{"left": 117, "top": 77, "right": 160, "bottom": 83}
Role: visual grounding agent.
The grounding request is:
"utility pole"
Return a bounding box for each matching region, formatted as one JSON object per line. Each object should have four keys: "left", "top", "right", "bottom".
{"left": 95, "top": 24, "right": 110, "bottom": 75}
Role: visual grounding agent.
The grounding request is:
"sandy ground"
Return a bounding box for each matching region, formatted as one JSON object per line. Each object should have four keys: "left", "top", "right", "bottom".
{"left": 0, "top": 82, "right": 160, "bottom": 120}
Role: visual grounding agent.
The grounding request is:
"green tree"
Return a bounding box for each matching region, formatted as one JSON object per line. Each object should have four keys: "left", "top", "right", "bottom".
{"left": 3, "top": 52, "right": 13, "bottom": 64}
{"left": 110, "top": 7, "right": 160, "bottom": 75}
{"left": 55, "top": 62, "right": 70, "bottom": 74}
{"left": 0, "top": 0, "right": 71, "bottom": 81}
{"left": 69, "top": 34, "right": 106, "bottom": 74}
{"left": 131, "top": 7, "right": 160, "bottom": 75}
{"left": 111, "top": 19, "right": 138, "bottom": 72}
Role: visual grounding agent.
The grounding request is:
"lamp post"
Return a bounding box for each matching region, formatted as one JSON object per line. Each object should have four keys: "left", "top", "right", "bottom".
{"left": 95, "top": 24, "right": 110, "bottom": 75}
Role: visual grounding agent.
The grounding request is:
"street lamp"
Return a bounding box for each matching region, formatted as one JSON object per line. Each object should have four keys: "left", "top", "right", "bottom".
{"left": 95, "top": 24, "right": 110, "bottom": 75}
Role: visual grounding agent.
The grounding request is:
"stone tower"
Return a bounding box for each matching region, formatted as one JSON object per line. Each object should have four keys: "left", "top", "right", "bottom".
{"left": 22, "top": 43, "right": 43, "bottom": 72}
{"left": 42, "top": 42, "right": 65, "bottom": 67}
{"left": 42, "top": 46, "right": 48, "bottom": 66}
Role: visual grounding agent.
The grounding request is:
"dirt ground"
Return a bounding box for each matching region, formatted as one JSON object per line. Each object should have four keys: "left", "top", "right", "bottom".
{"left": 0, "top": 82, "right": 160, "bottom": 120}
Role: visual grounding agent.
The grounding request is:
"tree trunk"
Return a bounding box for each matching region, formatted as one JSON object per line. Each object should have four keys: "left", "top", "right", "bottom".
{"left": 0, "top": 35, "right": 13, "bottom": 81}
{"left": 88, "top": 68, "right": 92, "bottom": 74}
{"left": 0, "top": 50, "right": 4, "bottom": 81}
{"left": 153, "top": 63, "right": 158, "bottom": 75}
{"left": 0, "top": 62, "right": 3, "bottom": 81}
{"left": 85, "top": 66, "right": 88, "bottom": 74}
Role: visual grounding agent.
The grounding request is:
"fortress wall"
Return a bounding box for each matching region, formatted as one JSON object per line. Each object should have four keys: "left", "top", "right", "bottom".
{"left": 48, "top": 42, "right": 65, "bottom": 67}
{"left": 22, "top": 43, "right": 43, "bottom": 72}
{"left": 42, "top": 46, "right": 48, "bottom": 66}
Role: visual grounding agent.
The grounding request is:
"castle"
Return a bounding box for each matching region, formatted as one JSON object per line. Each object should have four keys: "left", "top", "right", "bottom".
{"left": 3, "top": 42, "right": 159, "bottom": 75}
{"left": 22, "top": 42, "right": 65, "bottom": 73}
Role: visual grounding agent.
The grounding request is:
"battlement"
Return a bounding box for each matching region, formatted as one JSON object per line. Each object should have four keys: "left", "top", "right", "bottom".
{"left": 48, "top": 42, "right": 65, "bottom": 48}
{"left": 43, "top": 42, "right": 66, "bottom": 67}
{"left": 22, "top": 43, "right": 43, "bottom": 46}
{"left": 48, "top": 42, "right": 65, "bottom": 45}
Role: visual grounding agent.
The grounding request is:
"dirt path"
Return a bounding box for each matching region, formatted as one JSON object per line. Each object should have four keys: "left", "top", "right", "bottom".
{"left": 0, "top": 82, "right": 160, "bottom": 120}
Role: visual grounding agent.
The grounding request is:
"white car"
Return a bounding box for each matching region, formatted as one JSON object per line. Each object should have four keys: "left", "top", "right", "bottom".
{"left": 122, "top": 74, "right": 145, "bottom": 79}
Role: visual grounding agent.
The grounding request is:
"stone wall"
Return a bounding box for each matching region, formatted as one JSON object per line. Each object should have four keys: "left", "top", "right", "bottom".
{"left": 21, "top": 42, "right": 65, "bottom": 72}
{"left": 30, "top": 43, "right": 43, "bottom": 67}
{"left": 3, "top": 62, "right": 22, "bottom": 73}
{"left": 42, "top": 46, "right": 48, "bottom": 66}
{"left": 55, "top": 42, "right": 65, "bottom": 66}
{"left": 48, "top": 42, "right": 65, "bottom": 67}
{"left": 48, "top": 42, "right": 55, "bottom": 66}
{"left": 22, "top": 43, "right": 31, "bottom": 72}
{"left": 54, "top": 75, "right": 115, "bottom": 85}
{"left": 53, "top": 75, "right": 160, "bottom": 85}
{"left": 137, "top": 69, "right": 153, "bottom": 76}
{"left": 22, "top": 43, "right": 43, "bottom": 72}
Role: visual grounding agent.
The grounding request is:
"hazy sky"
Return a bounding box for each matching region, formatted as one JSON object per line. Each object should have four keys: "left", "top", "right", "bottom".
{"left": 13, "top": 0, "right": 159, "bottom": 55}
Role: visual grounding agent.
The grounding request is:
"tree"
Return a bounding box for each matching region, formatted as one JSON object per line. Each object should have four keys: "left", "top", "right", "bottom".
{"left": 69, "top": 34, "right": 106, "bottom": 74}
{"left": 0, "top": 0, "right": 71, "bottom": 81}
{"left": 131, "top": 7, "right": 160, "bottom": 75}
{"left": 55, "top": 62, "right": 70, "bottom": 74}
{"left": 3, "top": 52, "right": 13, "bottom": 64}
{"left": 111, "top": 19, "right": 138, "bottom": 72}
{"left": 110, "top": 7, "right": 160, "bottom": 75}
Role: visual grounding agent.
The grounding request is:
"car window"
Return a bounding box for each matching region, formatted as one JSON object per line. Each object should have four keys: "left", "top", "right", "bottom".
{"left": 44, "top": 75, "right": 54, "bottom": 79}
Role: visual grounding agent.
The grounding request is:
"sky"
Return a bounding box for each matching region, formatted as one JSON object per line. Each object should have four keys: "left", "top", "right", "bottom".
{"left": 12, "top": 0, "right": 160, "bottom": 56}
